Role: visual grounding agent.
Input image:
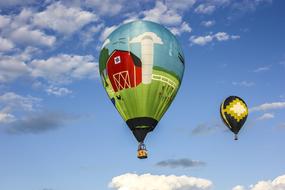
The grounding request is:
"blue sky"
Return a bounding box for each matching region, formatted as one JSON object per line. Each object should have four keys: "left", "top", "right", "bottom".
{"left": 0, "top": 0, "right": 285, "bottom": 190}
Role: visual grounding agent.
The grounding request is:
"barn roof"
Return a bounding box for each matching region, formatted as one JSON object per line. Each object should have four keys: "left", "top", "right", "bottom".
{"left": 109, "top": 49, "right": 141, "bottom": 67}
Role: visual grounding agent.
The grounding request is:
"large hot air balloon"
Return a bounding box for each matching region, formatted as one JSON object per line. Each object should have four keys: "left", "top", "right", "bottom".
{"left": 99, "top": 21, "right": 184, "bottom": 159}
{"left": 220, "top": 96, "right": 248, "bottom": 140}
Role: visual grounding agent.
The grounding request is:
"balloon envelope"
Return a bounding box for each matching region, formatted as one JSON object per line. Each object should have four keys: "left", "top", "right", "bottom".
{"left": 99, "top": 21, "right": 184, "bottom": 143}
{"left": 220, "top": 96, "right": 248, "bottom": 139}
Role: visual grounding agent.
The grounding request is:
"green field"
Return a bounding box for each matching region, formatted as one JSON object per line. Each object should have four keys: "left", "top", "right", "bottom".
{"left": 104, "top": 69, "right": 180, "bottom": 122}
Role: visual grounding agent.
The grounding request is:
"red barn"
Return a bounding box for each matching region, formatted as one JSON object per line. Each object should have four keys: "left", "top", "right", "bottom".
{"left": 107, "top": 50, "right": 142, "bottom": 92}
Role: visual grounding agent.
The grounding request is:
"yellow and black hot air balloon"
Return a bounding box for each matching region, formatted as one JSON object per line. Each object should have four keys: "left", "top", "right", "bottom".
{"left": 220, "top": 96, "right": 248, "bottom": 140}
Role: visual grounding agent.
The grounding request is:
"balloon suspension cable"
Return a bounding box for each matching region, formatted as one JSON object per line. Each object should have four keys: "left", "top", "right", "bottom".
{"left": 138, "top": 142, "right": 146, "bottom": 150}
{"left": 234, "top": 134, "right": 238, "bottom": 140}
{"left": 137, "top": 142, "right": 148, "bottom": 159}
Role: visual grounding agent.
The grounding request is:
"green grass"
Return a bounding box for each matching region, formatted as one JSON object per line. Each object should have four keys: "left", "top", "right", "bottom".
{"left": 104, "top": 69, "right": 180, "bottom": 122}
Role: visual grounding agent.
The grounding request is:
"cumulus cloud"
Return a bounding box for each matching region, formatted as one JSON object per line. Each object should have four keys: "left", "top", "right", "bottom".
{"left": 250, "top": 102, "right": 285, "bottom": 113}
{"left": 33, "top": 2, "right": 97, "bottom": 35}
{"left": 0, "top": 92, "right": 41, "bottom": 112}
{"left": 0, "top": 9, "right": 57, "bottom": 48}
{"left": 0, "top": 54, "right": 30, "bottom": 83}
{"left": 201, "top": 20, "right": 215, "bottom": 27}
{"left": 81, "top": 23, "right": 104, "bottom": 45}
{"left": 232, "top": 185, "right": 245, "bottom": 190}
{"left": 232, "top": 174, "right": 285, "bottom": 190}
{"left": 109, "top": 173, "right": 213, "bottom": 190}
{"left": 142, "top": 1, "right": 182, "bottom": 25}
{"left": 84, "top": 0, "right": 124, "bottom": 16}
{"left": 0, "top": 37, "right": 14, "bottom": 51}
{"left": 169, "top": 22, "right": 192, "bottom": 36}
{"left": 190, "top": 32, "right": 240, "bottom": 46}
{"left": 10, "top": 26, "right": 56, "bottom": 47}
{"left": 30, "top": 54, "right": 98, "bottom": 84}
{"left": 195, "top": 4, "right": 216, "bottom": 14}
{"left": 215, "top": 32, "right": 230, "bottom": 41}
{"left": 0, "top": 15, "right": 11, "bottom": 28}
{"left": 45, "top": 86, "right": 72, "bottom": 97}
{"left": 5, "top": 112, "right": 76, "bottom": 134}
{"left": 232, "top": 81, "right": 255, "bottom": 87}
{"left": 0, "top": 108, "right": 16, "bottom": 123}
{"left": 156, "top": 158, "right": 206, "bottom": 168}
{"left": 190, "top": 35, "right": 213, "bottom": 46}
{"left": 256, "top": 113, "right": 274, "bottom": 120}
{"left": 103, "top": 2, "right": 192, "bottom": 38}
{"left": 0, "top": 92, "right": 41, "bottom": 125}
{"left": 165, "top": 0, "right": 197, "bottom": 11}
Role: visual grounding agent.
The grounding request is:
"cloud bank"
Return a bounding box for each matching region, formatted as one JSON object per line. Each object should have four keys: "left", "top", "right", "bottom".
{"left": 232, "top": 174, "right": 285, "bottom": 190}
{"left": 109, "top": 173, "right": 213, "bottom": 190}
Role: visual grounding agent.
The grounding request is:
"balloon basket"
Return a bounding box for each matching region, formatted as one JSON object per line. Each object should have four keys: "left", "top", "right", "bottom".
{"left": 137, "top": 149, "right": 148, "bottom": 159}
{"left": 234, "top": 134, "right": 238, "bottom": 140}
{"left": 137, "top": 143, "right": 148, "bottom": 159}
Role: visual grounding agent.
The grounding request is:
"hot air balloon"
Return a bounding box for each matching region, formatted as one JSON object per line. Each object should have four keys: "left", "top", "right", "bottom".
{"left": 99, "top": 21, "right": 184, "bottom": 159}
{"left": 220, "top": 96, "right": 248, "bottom": 140}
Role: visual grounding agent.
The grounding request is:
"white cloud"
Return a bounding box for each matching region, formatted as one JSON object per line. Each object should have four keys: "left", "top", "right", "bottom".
{"left": 195, "top": 4, "right": 216, "bottom": 14}
{"left": 142, "top": 1, "right": 182, "bottom": 25}
{"left": 0, "top": 54, "right": 30, "bottom": 83}
{"left": 0, "top": 37, "right": 14, "bottom": 51}
{"left": 201, "top": 20, "right": 215, "bottom": 27}
{"left": 10, "top": 26, "right": 56, "bottom": 47}
{"left": 250, "top": 102, "right": 285, "bottom": 112}
{"left": 233, "top": 174, "right": 285, "bottom": 190}
{"left": 254, "top": 66, "right": 270, "bottom": 72}
{"left": 232, "top": 185, "right": 246, "bottom": 190}
{"left": 169, "top": 22, "right": 192, "bottom": 36}
{"left": 190, "top": 35, "right": 214, "bottom": 46}
{"left": 215, "top": 32, "right": 230, "bottom": 41}
{"left": 85, "top": 0, "right": 124, "bottom": 16}
{"left": 0, "top": 108, "right": 15, "bottom": 123}
{"left": 30, "top": 54, "right": 98, "bottom": 84}
{"left": 0, "top": 92, "right": 41, "bottom": 112}
{"left": 109, "top": 173, "right": 213, "bottom": 190}
{"left": 101, "top": 2, "right": 191, "bottom": 38}
{"left": 81, "top": 23, "right": 104, "bottom": 45}
{"left": 14, "top": 8, "right": 33, "bottom": 25}
{"left": 257, "top": 113, "right": 275, "bottom": 120}
{"left": 0, "top": 15, "right": 11, "bottom": 28}
{"left": 232, "top": 81, "right": 255, "bottom": 87}
{"left": 33, "top": 2, "right": 97, "bottom": 34}
{"left": 45, "top": 86, "right": 72, "bottom": 96}
{"left": 190, "top": 32, "right": 240, "bottom": 46}
{"left": 165, "top": 0, "right": 196, "bottom": 11}
{"left": 0, "top": 10, "right": 57, "bottom": 48}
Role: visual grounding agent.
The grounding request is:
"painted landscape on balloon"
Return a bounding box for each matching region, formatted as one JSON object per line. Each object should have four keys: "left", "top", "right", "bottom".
{"left": 99, "top": 21, "right": 184, "bottom": 123}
